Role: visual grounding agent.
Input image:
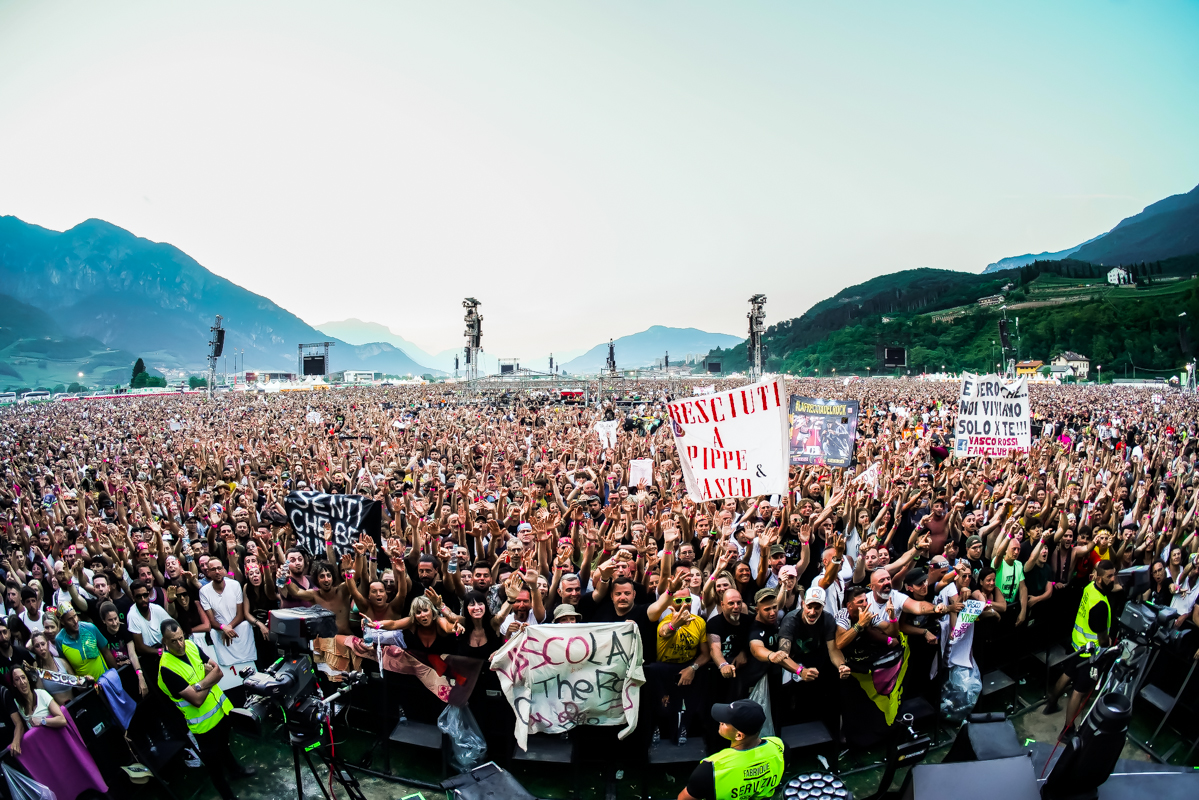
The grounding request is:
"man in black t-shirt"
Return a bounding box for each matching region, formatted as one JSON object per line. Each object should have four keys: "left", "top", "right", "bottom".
{"left": 707, "top": 589, "right": 750, "bottom": 703}
{"left": 579, "top": 568, "right": 674, "bottom": 758}
{"left": 588, "top": 566, "right": 674, "bottom": 663}
{"left": 778, "top": 586, "right": 847, "bottom": 675}
{"left": 746, "top": 587, "right": 817, "bottom": 735}
{"left": 962, "top": 535, "right": 986, "bottom": 580}
{"left": 780, "top": 584, "right": 853, "bottom": 736}
{"left": 576, "top": 566, "right": 650, "bottom": 622}
{"left": 744, "top": 588, "right": 786, "bottom": 689}
{"left": 0, "top": 619, "right": 34, "bottom": 686}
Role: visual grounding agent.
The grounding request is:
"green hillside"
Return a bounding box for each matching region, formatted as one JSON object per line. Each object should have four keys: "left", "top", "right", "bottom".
{"left": 710, "top": 254, "right": 1199, "bottom": 379}
{"left": 0, "top": 293, "right": 144, "bottom": 390}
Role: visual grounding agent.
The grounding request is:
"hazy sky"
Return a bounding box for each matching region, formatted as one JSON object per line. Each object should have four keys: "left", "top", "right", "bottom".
{"left": 1, "top": 2, "right": 1197, "bottom": 358}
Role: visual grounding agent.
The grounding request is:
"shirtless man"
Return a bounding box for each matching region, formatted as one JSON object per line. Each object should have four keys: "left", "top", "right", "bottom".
{"left": 347, "top": 572, "right": 409, "bottom": 628}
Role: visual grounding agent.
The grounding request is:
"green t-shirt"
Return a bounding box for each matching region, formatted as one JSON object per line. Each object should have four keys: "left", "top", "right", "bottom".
{"left": 996, "top": 559, "right": 1025, "bottom": 604}
{"left": 56, "top": 621, "right": 110, "bottom": 679}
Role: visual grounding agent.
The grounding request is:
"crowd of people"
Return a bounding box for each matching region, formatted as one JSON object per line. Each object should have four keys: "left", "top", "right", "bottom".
{"left": 1, "top": 376, "right": 1198, "bottom": 799}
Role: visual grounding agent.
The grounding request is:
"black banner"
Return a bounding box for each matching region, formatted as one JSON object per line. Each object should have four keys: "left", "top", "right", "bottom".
{"left": 284, "top": 491, "right": 381, "bottom": 558}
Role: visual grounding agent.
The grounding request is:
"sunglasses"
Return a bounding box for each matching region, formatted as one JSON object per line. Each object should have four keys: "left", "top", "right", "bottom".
{"left": 134, "top": 593, "right": 150, "bottom": 599}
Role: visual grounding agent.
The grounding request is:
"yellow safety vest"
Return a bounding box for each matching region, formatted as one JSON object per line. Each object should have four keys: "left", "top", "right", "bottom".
{"left": 158, "top": 640, "right": 232, "bottom": 734}
{"left": 1071, "top": 582, "right": 1110, "bottom": 656}
{"left": 705, "top": 737, "right": 785, "bottom": 800}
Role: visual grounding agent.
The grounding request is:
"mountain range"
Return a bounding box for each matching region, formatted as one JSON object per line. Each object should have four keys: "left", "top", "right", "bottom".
{"left": 313, "top": 318, "right": 502, "bottom": 374}
{"left": 708, "top": 179, "right": 1199, "bottom": 376}
{"left": 983, "top": 183, "right": 1199, "bottom": 273}
{"left": 4, "top": 178, "right": 1193, "bottom": 391}
{"left": 0, "top": 215, "right": 742, "bottom": 388}
{"left": 0, "top": 216, "right": 435, "bottom": 387}
{"left": 560, "top": 326, "right": 743, "bottom": 373}
{"left": 313, "top": 318, "right": 739, "bottom": 375}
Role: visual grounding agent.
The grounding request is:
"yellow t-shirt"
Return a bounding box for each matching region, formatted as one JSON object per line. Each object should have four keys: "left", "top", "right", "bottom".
{"left": 656, "top": 611, "right": 707, "bottom": 663}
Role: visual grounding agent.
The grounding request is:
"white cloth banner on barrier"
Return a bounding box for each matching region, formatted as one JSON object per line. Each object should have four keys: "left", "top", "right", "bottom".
{"left": 594, "top": 420, "right": 620, "bottom": 449}
{"left": 953, "top": 373, "right": 1030, "bottom": 457}
{"left": 490, "top": 621, "right": 644, "bottom": 751}
{"left": 667, "top": 376, "right": 789, "bottom": 501}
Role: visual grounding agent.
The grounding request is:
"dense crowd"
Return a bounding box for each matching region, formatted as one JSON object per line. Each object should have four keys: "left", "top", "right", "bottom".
{"left": 1, "top": 377, "right": 1198, "bottom": 799}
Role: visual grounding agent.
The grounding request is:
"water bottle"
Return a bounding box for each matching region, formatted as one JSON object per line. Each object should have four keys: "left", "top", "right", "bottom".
{"left": 447, "top": 557, "right": 457, "bottom": 574}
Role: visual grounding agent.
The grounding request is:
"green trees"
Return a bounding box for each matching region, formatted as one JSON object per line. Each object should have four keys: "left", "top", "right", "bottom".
{"left": 187, "top": 375, "right": 208, "bottom": 389}
{"left": 771, "top": 281, "right": 1197, "bottom": 377}
{"left": 130, "top": 358, "right": 166, "bottom": 388}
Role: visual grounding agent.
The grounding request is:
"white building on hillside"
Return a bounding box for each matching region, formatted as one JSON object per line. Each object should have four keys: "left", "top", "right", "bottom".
{"left": 1051, "top": 351, "right": 1090, "bottom": 381}
{"left": 1107, "top": 267, "right": 1131, "bottom": 285}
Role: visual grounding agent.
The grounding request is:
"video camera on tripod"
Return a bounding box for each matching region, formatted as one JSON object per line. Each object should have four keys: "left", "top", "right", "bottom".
{"left": 1116, "top": 566, "right": 1181, "bottom": 644}
{"left": 233, "top": 607, "right": 370, "bottom": 800}
{"left": 234, "top": 607, "right": 366, "bottom": 736}
{"left": 1040, "top": 565, "right": 1182, "bottom": 800}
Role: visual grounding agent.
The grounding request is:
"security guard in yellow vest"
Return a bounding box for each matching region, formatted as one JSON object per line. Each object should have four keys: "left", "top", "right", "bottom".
{"left": 158, "top": 619, "right": 255, "bottom": 800}
{"left": 1043, "top": 559, "right": 1118, "bottom": 728}
{"left": 679, "top": 700, "right": 784, "bottom": 800}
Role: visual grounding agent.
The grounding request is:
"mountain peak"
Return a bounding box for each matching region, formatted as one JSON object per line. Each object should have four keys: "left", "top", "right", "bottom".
{"left": 983, "top": 181, "right": 1199, "bottom": 273}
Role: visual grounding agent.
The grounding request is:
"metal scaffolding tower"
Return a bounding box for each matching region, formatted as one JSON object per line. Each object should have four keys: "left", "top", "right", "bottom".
{"left": 463, "top": 298, "right": 483, "bottom": 380}
{"left": 206, "top": 315, "right": 224, "bottom": 397}
{"left": 747, "top": 294, "right": 767, "bottom": 381}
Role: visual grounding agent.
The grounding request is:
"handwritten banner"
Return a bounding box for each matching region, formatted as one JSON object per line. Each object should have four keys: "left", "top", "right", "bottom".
{"left": 667, "top": 377, "right": 789, "bottom": 501}
{"left": 788, "top": 395, "right": 860, "bottom": 468}
{"left": 953, "top": 373, "right": 1031, "bottom": 457}
{"left": 284, "top": 491, "right": 381, "bottom": 558}
{"left": 490, "top": 621, "right": 644, "bottom": 751}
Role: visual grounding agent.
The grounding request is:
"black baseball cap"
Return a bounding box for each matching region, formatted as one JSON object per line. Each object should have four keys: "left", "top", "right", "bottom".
{"left": 710, "top": 699, "right": 766, "bottom": 735}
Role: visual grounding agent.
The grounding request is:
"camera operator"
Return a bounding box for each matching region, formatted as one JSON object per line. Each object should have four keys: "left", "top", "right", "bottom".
{"left": 158, "top": 618, "right": 255, "bottom": 800}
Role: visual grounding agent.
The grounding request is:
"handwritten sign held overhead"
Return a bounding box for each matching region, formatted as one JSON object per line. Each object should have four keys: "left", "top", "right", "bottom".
{"left": 953, "top": 373, "right": 1031, "bottom": 457}
{"left": 490, "top": 621, "right": 645, "bottom": 751}
{"left": 667, "top": 376, "right": 789, "bottom": 501}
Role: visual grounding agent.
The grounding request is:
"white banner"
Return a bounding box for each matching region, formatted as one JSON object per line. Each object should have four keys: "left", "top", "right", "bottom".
{"left": 629, "top": 458, "right": 653, "bottom": 486}
{"left": 667, "top": 376, "right": 789, "bottom": 501}
{"left": 490, "top": 622, "right": 645, "bottom": 751}
{"left": 594, "top": 420, "right": 620, "bottom": 449}
{"left": 953, "top": 373, "right": 1031, "bottom": 457}
{"left": 692, "top": 384, "right": 715, "bottom": 395}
